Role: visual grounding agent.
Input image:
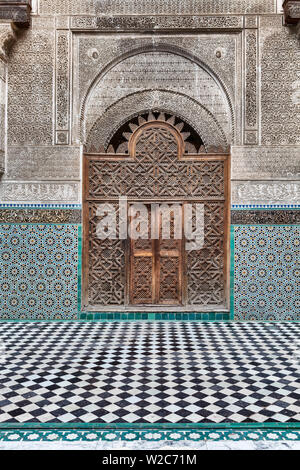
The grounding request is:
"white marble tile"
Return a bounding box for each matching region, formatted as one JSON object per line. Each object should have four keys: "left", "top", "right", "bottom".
{"left": 0, "top": 441, "right": 299, "bottom": 451}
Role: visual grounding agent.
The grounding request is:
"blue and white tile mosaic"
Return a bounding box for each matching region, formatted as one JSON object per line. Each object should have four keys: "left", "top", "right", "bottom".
{"left": 234, "top": 225, "right": 300, "bottom": 321}
{"left": 0, "top": 224, "right": 78, "bottom": 320}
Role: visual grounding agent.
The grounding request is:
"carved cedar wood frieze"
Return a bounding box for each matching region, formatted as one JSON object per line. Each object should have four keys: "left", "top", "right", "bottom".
{"left": 231, "top": 210, "right": 300, "bottom": 225}
{"left": 0, "top": 208, "right": 81, "bottom": 224}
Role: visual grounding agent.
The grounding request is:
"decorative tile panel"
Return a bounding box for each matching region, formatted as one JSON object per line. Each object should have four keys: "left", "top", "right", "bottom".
{"left": 234, "top": 226, "right": 300, "bottom": 320}
{"left": 0, "top": 224, "right": 78, "bottom": 320}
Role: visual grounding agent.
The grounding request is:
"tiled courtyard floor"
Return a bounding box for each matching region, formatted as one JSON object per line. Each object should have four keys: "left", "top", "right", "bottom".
{"left": 0, "top": 322, "right": 299, "bottom": 425}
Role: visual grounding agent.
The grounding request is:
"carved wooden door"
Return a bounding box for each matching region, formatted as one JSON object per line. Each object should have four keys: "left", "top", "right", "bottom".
{"left": 129, "top": 204, "right": 183, "bottom": 306}
{"left": 83, "top": 113, "right": 230, "bottom": 312}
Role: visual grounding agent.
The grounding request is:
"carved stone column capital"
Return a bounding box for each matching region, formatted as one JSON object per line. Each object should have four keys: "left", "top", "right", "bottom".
{"left": 0, "top": 1, "right": 31, "bottom": 60}
{"left": 0, "top": 1, "right": 31, "bottom": 27}
{"left": 283, "top": 0, "right": 300, "bottom": 24}
{"left": 0, "top": 20, "right": 17, "bottom": 61}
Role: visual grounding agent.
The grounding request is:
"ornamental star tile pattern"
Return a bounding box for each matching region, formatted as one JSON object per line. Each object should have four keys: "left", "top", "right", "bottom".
{"left": 0, "top": 322, "right": 299, "bottom": 424}
{"left": 0, "top": 224, "right": 78, "bottom": 320}
{"left": 234, "top": 226, "right": 300, "bottom": 321}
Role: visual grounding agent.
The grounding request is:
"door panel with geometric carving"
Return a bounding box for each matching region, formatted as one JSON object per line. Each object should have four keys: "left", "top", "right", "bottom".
{"left": 83, "top": 113, "right": 230, "bottom": 311}
{"left": 129, "top": 204, "right": 155, "bottom": 304}
{"left": 129, "top": 204, "right": 183, "bottom": 306}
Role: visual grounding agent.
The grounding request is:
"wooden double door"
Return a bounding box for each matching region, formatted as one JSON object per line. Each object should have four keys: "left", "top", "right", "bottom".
{"left": 129, "top": 204, "right": 183, "bottom": 306}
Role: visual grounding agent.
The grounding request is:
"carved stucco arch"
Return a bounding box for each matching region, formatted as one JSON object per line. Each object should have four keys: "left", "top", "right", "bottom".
{"left": 85, "top": 89, "right": 229, "bottom": 152}
{"left": 80, "top": 43, "right": 235, "bottom": 145}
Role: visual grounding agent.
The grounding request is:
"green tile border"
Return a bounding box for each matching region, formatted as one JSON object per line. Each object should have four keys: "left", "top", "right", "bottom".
{"left": 78, "top": 312, "right": 231, "bottom": 321}
{"left": 0, "top": 429, "right": 299, "bottom": 442}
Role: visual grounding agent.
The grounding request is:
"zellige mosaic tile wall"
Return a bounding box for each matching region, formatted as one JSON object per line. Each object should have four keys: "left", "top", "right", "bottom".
{"left": 0, "top": 224, "right": 78, "bottom": 320}
{"left": 234, "top": 225, "right": 299, "bottom": 321}
{"left": 0, "top": 220, "right": 299, "bottom": 321}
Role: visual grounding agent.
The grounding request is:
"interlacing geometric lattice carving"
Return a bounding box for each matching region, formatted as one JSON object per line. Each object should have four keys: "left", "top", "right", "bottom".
{"left": 87, "top": 202, "right": 125, "bottom": 305}
{"left": 130, "top": 205, "right": 182, "bottom": 305}
{"left": 88, "top": 114, "right": 224, "bottom": 200}
{"left": 83, "top": 113, "right": 229, "bottom": 310}
{"left": 187, "top": 202, "right": 225, "bottom": 305}
{"left": 106, "top": 112, "right": 205, "bottom": 154}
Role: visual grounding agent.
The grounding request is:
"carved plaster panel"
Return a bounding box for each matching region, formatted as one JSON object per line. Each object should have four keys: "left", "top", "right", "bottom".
{"left": 232, "top": 181, "right": 300, "bottom": 205}
{"left": 260, "top": 22, "right": 300, "bottom": 145}
{"left": 40, "top": 0, "right": 276, "bottom": 16}
{"left": 94, "top": 0, "right": 276, "bottom": 15}
{"left": 85, "top": 90, "right": 228, "bottom": 152}
{"left": 231, "top": 146, "right": 300, "bottom": 180}
{"left": 7, "top": 24, "right": 55, "bottom": 146}
{"left": 76, "top": 35, "right": 238, "bottom": 108}
{"left": 244, "top": 29, "right": 258, "bottom": 144}
{"left": 73, "top": 35, "right": 240, "bottom": 145}
{"left": 84, "top": 52, "right": 232, "bottom": 145}
{"left": 71, "top": 15, "right": 244, "bottom": 32}
{"left": 39, "top": 0, "right": 96, "bottom": 15}
{"left": 55, "top": 29, "right": 71, "bottom": 145}
{"left": 0, "top": 182, "right": 80, "bottom": 204}
{"left": 4, "top": 146, "right": 81, "bottom": 181}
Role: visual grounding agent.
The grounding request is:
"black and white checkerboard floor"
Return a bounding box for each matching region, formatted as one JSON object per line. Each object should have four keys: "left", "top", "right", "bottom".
{"left": 0, "top": 322, "right": 299, "bottom": 424}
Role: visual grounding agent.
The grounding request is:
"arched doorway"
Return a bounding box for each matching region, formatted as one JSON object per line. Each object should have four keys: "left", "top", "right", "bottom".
{"left": 82, "top": 112, "right": 230, "bottom": 311}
